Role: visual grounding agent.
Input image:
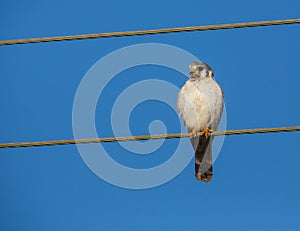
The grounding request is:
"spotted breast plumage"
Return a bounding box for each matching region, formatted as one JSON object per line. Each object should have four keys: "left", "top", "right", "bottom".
{"left": 177, "top": 61, "right": 224, "bottom": 182}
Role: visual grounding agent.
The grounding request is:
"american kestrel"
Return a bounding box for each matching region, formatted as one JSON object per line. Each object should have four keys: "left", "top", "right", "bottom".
{"left": 177, "top": 61, "right": 224, "bottom": 182}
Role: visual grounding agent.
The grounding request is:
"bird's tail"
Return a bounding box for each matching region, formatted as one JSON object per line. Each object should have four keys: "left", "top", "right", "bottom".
{"left": 195, "top": 163, "right": 213, "bottom": 182}
{"left": 191, "top": 135, "right": 213, "bottom": 182}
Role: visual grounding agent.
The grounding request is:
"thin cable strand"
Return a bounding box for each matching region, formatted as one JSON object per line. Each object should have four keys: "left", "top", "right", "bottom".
{"left": 1, "top": 126, "right": 299, "bottom": 149}
{"left": 1, "top": 19, "right": 299, "bottom": 46}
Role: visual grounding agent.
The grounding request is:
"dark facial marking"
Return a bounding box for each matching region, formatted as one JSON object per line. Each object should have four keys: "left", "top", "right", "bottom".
{"left": 197, "top": 66, "right": 204, "bottom": 73}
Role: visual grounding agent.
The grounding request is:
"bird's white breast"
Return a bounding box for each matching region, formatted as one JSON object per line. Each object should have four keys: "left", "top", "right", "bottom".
{"left": 177, "top": 78, "right": 223, "bottom": 131}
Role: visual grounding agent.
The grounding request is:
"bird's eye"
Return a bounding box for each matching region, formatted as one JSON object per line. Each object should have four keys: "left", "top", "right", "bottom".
{"left": 197, "top": 67, "right": 204, "bottom": 72}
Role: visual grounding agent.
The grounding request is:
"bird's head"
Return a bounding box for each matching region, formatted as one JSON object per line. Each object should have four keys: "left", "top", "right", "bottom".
{"left": 189, "top": 61, "right": 214, "bottom": 79}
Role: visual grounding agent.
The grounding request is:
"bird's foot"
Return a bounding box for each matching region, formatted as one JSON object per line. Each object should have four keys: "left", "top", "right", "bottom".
{"left": 190, "top": 129, "right": 198, "bottom": 138}
{"left": 201, "top": 128, "right": 213, "bottom": 139}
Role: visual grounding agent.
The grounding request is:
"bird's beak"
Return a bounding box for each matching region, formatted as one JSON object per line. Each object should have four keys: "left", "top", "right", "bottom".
{"left": 190, "top": 69, "right": 196, "bottom": 75}
{"left": 190, "top": 65, "right": 198, "bottom": 74}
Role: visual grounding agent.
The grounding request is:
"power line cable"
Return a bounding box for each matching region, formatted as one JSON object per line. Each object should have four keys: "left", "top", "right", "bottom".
{"left": 0, "top": 19, "right": 299, "bottom": 46}
{"left": 0, "top": 126, "right": 299, "bottom": 149}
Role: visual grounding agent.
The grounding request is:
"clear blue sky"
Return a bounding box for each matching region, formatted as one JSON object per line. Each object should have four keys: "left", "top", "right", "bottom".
{"left": 1, "top": 0, "right": 300, "bottom": 230}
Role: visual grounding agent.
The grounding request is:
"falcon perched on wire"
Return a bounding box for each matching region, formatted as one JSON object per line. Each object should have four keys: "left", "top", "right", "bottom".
{"left": 177, "top": 61, "right": 224, "bottom": 182}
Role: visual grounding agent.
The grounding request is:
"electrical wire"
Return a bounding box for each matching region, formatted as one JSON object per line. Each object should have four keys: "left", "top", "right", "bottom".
{"left": 1, "top": 126, "right": 299, "bottom": 149}
{"left": 0, "top": 19, "right": 299, "bottom": 46}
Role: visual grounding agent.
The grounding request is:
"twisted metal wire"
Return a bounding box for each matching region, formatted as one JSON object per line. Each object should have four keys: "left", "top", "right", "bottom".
{"left": 0, "top": 19, "right": 299, "bottom": 46}
{"left": 1, "top": 126, "right": 299, "bottom": 149}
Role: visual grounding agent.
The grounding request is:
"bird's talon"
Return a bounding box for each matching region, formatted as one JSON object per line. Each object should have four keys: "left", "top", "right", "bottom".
{"left": 201, "top": 128, "right": 213, "bottom": 138}
{"left": 190, "top": 129, "right": 198, "bottom": 138}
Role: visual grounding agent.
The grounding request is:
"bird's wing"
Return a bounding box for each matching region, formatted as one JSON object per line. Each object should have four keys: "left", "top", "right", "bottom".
{"left": 190, "top": 132, "right": 213, "bottom": 182}
{"left": 176, "top": 88, "right": 185, "bottom": 119}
